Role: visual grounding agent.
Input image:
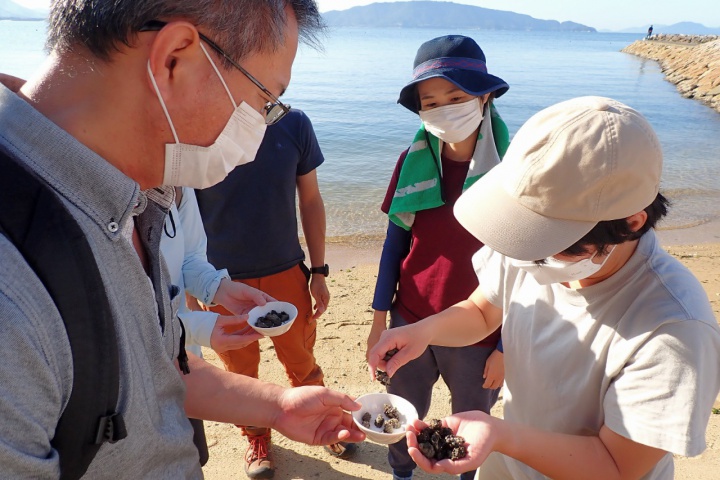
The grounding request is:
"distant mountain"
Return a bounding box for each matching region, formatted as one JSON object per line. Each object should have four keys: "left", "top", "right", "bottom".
{"left": 323, "top": 1, "right": 596, "bottom": 32}
{"left": 0, "top": 0, "right": 46, "bottom": 20}
{"left": 614, "top": 22, "right": 720, "bottom": 35}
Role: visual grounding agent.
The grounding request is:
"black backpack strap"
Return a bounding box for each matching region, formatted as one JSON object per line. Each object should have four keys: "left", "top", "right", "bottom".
{"left": 178, "top": 317, "right": 191, "bottom": 375}
{"left": 0, "top": 150, "right": 126, "bottom": 479}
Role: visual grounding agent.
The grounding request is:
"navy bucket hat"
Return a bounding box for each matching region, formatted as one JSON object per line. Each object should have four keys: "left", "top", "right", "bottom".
{"left": 398, "top": 35, "right": 509, "bottom": 113}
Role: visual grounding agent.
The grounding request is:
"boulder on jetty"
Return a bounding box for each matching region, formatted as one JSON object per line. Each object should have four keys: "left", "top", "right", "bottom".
{"left": 623, "top": 34, "right": 720, "bottom": 114}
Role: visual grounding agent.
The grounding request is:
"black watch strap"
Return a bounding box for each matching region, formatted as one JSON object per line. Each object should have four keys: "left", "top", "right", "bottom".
{"left": 310, "top": 264, "right": 329, "bottom": 277}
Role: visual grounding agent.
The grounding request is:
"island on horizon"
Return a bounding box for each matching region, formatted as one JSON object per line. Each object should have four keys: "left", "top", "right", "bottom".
{"left": 323, "top": 1, "right": 596, "bottom": 32}
{"left": 0, "top": 0, "right": 46, "bottom": 21}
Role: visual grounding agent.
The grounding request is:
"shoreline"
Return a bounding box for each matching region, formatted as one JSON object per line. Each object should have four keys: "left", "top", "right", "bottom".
{"left": 656, "top": 218, "right": 720, "bottom": 246}
{"left": 318, "top": 218, "right": 720, "bottom": 269}
{"left": 622, "top": 34, "right": 720, "bottom": 114}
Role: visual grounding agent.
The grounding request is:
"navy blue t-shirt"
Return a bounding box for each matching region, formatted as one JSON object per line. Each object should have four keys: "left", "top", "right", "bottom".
{"left": 196, "top": 109, "right": 324, "bottom": 279}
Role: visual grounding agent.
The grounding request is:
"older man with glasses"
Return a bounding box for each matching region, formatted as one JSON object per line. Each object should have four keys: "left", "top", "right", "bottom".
{"left": 0, "top": 1, "right": 365, "bottom": 479}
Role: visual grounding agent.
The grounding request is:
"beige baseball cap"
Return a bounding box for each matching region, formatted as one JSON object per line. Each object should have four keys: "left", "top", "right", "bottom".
{"left": 454, "top": 96, "right": 663, "bottom": 261}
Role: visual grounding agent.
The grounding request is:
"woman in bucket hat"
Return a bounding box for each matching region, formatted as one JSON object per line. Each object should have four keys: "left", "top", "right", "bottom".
{"left": 367, "top": 35, "right": 510, "bottom": 480}
{"left": 368, "top": 97, "right": 720, "bottom": 479}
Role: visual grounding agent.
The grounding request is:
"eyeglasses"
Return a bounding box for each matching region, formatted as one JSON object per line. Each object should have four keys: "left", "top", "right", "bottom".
{"left": 139, "top": 20, "right": 291, "bottom": 125}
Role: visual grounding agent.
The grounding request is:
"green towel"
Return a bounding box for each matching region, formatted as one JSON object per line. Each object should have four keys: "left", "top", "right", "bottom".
{"left": 388, "top": 103, "right": 510, "bottom": 230}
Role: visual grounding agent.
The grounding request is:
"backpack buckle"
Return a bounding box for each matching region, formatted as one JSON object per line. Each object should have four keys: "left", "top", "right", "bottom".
{"left": 94, "top": 413, "right": 128, "bottom": 445}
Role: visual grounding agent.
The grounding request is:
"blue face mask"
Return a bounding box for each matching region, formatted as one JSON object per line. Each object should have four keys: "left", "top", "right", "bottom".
{"left": 510, "top": 246, "right": 616, "bottom": 285}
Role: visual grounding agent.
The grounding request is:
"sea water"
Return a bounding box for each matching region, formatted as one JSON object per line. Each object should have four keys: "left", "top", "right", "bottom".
{"left": 2, "top": 21, "right": 720, "bottom": 241}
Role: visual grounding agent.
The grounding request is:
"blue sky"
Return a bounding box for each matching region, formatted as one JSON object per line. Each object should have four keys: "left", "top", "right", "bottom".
{"left": 14, "top": 0, "right": 720, "bottom": 31}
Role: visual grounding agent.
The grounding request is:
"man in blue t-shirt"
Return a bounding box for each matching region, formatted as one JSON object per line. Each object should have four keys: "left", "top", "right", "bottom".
{"left": 196, "top": 109, "right": 356, "bottom": 478}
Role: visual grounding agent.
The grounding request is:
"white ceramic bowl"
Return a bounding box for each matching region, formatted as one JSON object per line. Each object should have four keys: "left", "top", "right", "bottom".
{"left": 247, "top": 301, "right": 298, "bottom": 337}
{"left": 352, "top": 393, "right": 419, "bottom": 445}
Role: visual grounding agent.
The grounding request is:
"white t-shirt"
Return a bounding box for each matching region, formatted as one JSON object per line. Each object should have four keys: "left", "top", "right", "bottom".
{"left": 475, "top": 231, "right": 720, "bottom": 480}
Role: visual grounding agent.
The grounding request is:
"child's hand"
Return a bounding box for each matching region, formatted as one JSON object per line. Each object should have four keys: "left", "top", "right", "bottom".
{"left": 366, "top": 310, "right": 388, "bottom": 363}
{"left": 406, "top": 413, "right": 498, "bottom": 475}
{"left": 367, "top": 322, "right": 429, "bottom": 381}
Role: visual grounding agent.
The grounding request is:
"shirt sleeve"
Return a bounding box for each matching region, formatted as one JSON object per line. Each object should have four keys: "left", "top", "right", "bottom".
{"left": 380, "top": 150, "right": 408, "bottom": 214}
{"left": 177, "top": 310, "right": 219, "bottom": 349}
{"left": 473, "top": 245, "right": 506, "bottom": 309}
{"left": 372, "top": 220, "right": 412, "bottom": 311}
{"left": 178, "top": 188, "right": 229, "bottom": 305}
{"left": 604, "top": 320, "right": 720, "bottom": 457}
{"left": 0, "top": 245, "right": 72, "bottom": 477}
{"left": 295, "top": 110, "right": 325, "bottom": 176}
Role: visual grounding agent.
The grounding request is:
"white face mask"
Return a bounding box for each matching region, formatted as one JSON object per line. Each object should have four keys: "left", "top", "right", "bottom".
{"left": 147, "top": 43, "right": 267, "bottom": 189}
{"left": 511, "top": 246, "right": 616, "bottom": 285}
{"left": 418, "top": 97, "right": 484, "bottom": 143}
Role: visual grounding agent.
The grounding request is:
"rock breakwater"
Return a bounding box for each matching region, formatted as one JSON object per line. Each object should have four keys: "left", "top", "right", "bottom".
{"left": 623, "top": 34, "right": 720, "bottom": 113}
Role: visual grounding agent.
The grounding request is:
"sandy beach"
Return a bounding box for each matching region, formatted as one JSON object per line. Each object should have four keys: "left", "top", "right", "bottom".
{"left": 200, "top": 222, "right": 720, "bottom": 480}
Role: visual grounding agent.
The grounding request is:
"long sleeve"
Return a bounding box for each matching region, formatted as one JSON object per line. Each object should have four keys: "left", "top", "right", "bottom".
{"left": 178, "top": 188, "right": 229, "bottom": 305}
{"left": 177, "top": 310, "right": 218, "bottom": 351}
{"left": 372, "top": 220, "right": 412, "bottom": 311}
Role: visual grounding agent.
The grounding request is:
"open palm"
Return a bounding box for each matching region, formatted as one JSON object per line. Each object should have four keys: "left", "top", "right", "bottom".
{"left": 406, "top": 412, "right": 497, "bottom": 475}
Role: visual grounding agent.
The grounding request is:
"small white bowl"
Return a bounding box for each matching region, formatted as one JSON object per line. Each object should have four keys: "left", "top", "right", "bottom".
{"left": 352, "top": 393, "right": 419, "bottom": 445}
{"left": 247, "top": 301, "right": 298, "bottom": 337}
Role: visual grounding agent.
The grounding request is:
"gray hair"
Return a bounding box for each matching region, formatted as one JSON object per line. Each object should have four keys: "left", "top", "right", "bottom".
{"left": 46, "top": 0, "right": 325, "bottom": 64}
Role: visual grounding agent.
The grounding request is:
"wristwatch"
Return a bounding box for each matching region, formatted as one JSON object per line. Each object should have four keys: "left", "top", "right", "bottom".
{"left": 310, "top": 264, "right": 329, "bottom": 277}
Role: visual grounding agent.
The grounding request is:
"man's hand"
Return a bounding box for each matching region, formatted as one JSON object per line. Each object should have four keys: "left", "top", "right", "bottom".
{"left": 185, "top": 292, "right": 204, "bottom": 311}
{"left": 210, "top": 315, "right": 263, "bottom": 353}
{"left": 183, "top": 356, "right": 363, "bottom": 444}
{"left": 406, "top": 413, "right": 498, "bottom": 475}
{"left": 309, "top": 275, "right": 330, "bottom": 320}
{"left": 213, "top": 279, "right": 274, "bottom": 315}
{"left": 482, "top": 349, "right": 504, "bottom": 389}
{"left": 271, "top": 386, "right": 366, "bottom": 445}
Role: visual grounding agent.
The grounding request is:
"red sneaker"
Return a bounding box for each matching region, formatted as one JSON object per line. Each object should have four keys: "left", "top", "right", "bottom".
{"left": 244, "top": 431, "right": 274, "bottom": 479}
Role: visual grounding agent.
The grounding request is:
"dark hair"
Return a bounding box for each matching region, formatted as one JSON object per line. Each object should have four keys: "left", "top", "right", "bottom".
{"left": 561, "top": 192, "right": 670, "bottom": 257}
{"left": 46, "top": 0, "right": 325, "bottom": 64}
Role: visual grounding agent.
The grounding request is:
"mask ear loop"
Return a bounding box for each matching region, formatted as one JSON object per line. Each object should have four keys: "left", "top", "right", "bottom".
{"left": 199, "top": 43, "right": 238, "bottom": 109}
{"left": 164, "top": 209, "right": 177, "bottom": 238}
{"left": 594, "top": 245, "right": 617, "bottom": 264}
{"left": 147, "top": 62, "right": 180, "bottom": 144}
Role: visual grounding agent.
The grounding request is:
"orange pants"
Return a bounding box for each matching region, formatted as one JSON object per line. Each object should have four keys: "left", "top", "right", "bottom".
{"left": 209, "top": 264, "right": 324, "bottom": 390}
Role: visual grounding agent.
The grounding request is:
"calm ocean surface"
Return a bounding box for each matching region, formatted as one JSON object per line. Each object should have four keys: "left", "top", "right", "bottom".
{"left": 2, "top": 21, "right": 720, "bottom": 241}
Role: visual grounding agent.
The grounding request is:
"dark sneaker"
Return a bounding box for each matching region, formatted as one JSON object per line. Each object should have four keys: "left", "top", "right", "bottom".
{"left": 392, "top": 470, "right": 414, "bottom": 480}
{"left": 323, "top": 441, "right": 358, "bottom": 459}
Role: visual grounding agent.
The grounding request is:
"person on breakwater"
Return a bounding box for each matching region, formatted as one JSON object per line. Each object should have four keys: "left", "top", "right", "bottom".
{"left": 369, "top": 96, "right": 720, "bottom": 479}
{"left": 647, "top": 24, "right": 654, "bottom": 39}
{"left": 367, "top": 35, "right": 509, "bottom": 480}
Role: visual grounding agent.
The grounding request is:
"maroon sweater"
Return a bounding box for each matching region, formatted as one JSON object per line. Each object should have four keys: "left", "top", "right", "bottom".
{"left": 379, "top": 150, "right": 500, "bottom": 347}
